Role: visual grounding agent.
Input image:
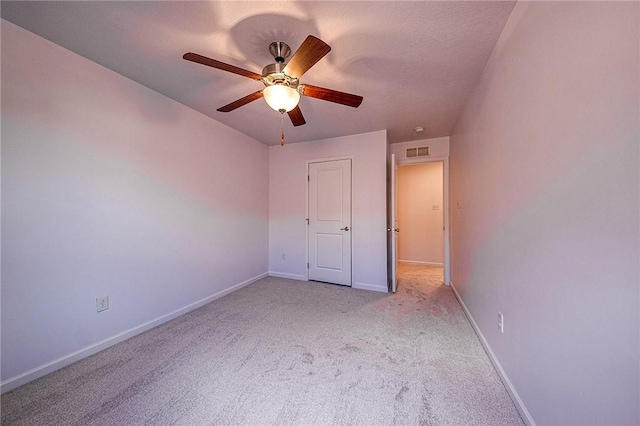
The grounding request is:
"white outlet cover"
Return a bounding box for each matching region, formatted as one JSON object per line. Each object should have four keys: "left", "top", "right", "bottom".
{"left": 97, "top": 295, "right": 109, "bottom": 312}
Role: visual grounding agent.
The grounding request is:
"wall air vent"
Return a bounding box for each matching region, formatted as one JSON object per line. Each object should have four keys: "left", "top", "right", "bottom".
{"left": 406, "top": 146, "right": 430, "bottom": 158}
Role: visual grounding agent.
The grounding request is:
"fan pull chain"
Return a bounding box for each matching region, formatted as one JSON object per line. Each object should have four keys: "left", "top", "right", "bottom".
{"left": 279, "top": 109, "right": 286, "bottom": 146}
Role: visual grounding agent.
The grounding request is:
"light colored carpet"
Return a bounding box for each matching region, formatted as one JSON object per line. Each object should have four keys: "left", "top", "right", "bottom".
{"left": 1, "top": 266, "right": 523, "bottom": 425}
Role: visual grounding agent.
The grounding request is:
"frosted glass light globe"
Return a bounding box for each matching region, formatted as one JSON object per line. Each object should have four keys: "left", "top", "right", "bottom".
{"left": 263, "top": 85, "right": 300, "bottom": 112}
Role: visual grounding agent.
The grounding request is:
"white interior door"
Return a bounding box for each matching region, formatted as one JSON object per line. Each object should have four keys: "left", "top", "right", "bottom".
{"left": 308, "top": 159, "right": 352, "bottom": 286}
{"left": 390, "top": 153, "right": 398, "bottom": 292}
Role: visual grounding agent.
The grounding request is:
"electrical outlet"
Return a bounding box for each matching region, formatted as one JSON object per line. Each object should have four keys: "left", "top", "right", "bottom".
{"left": 281, "top": 253, "right": 286, "bottom": 260}
{"left": 97, "top": 295, "right": 109, "bottom": 312}
{"left": 498, "top": 312, "right": 504, "bottom": 333}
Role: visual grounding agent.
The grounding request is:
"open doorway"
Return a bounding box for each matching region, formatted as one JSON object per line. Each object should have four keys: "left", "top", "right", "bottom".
{"left": 396, "top": 162, "right": 444, "bottom": 289}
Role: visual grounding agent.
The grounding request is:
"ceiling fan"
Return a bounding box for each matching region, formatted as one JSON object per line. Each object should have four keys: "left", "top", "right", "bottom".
{"left": 183, "top": 35, "right": 363, "bottom": 129}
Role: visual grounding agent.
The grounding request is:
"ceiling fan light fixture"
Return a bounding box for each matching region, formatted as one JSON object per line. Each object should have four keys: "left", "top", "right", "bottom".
{"left": 263, "top": 84, "right": 300, "bottom": 113}
{"left": 184, "top": 35, "right": 362, "bottom": 127}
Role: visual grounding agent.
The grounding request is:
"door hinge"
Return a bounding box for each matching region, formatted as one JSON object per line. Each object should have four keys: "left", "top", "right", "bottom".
{"left": 307, "top": 175, "right": 310, "bottom": 182}
{"left": 306, "top": 218, "right": 309, "bottom": 225}
{"left": 307, "top": 262, "right": 309, "bottom": 269}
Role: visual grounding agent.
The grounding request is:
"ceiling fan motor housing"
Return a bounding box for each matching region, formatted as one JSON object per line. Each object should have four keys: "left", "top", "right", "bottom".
{"left": 262, "top": 62, "right": 299, "bottom": 90}
{"left": 262, "top": 62, "right": 285, "bottom": 76}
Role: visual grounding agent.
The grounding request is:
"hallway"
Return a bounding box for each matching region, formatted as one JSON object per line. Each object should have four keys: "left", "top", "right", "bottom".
{"left": 397, "top": 262, "right": 444, "bottom": 291}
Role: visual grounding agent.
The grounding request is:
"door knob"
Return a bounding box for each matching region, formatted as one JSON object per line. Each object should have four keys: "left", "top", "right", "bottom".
{"left": 394, "top": 228, "right": 400, "bottom": 233}
{"left": 340, "top": 226, "right": 350, "bottom": 231}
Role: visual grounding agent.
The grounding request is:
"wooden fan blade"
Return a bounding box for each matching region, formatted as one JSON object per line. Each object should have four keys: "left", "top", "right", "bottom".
{"left": 183, "top": 52, "right": 263, "bottom": 81}
{"left": 300, "top": 84, "right": 363, "bottom": 108}
{"left": 283, "top": 36, "right": 331, "bottom": 79}
{"left": 217, "top": 91, "right": 264, "bottom": 112}
{"left": 287, "top": 106, "right": 306, "bottom": 126}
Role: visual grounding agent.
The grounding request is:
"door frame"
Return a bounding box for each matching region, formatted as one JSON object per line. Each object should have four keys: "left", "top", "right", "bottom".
{"left": 305, "top": 156, "right": 355, "bottom": 285}
{"left": 390, "top": 153, "right": 398, "bottom": 292}
{"left": 394, "top": 156, "right": 450, "bottom": 285}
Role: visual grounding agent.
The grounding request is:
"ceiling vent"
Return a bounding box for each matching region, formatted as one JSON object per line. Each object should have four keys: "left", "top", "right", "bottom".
{"left": 406, "top": 146, "right": 430, "bottom": 158}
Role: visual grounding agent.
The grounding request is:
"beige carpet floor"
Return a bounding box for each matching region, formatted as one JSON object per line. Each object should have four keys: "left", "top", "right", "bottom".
{"left": 1, "top": 266, "right": 523, "bottom": 425}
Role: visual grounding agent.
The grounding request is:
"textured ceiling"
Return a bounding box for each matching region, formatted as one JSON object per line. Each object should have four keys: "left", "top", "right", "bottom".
{"left": 1, "top": 1, "right": 515, "bottom": 146}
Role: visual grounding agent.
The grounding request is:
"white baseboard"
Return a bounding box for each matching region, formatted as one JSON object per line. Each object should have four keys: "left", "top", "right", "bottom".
{"left": 353, "top": 282, "right": 389, "bottom": 293}
{"left": 0, "top": 272, "right": 268, "bottom": 394}
{"left": 449, "top": 282, "right": 535, "bottom": 426}
{"left": 399, "top": 260, "right": 444, "bottom": 267}
{"left": 269, "top": 271, "right": 389, "bottom": 293}
{"left": 268, "top": 272, "right": 387, "bottom": 294}
{"left": 268, "top": 271, "right": 307, "bottom": 281}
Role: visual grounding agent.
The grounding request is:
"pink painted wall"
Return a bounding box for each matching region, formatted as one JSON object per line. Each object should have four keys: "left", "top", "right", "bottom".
{"left": 450, "top": 2, "right": 639, "bottom": 424}
{"left": 268, "top": 131, "right": 388, "bottom": 292}
{"left": 397, "top": 163, "right": 444, "bottom": 264}
{"left": 1, "top": 21, "right": 269, "bottom": 387}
